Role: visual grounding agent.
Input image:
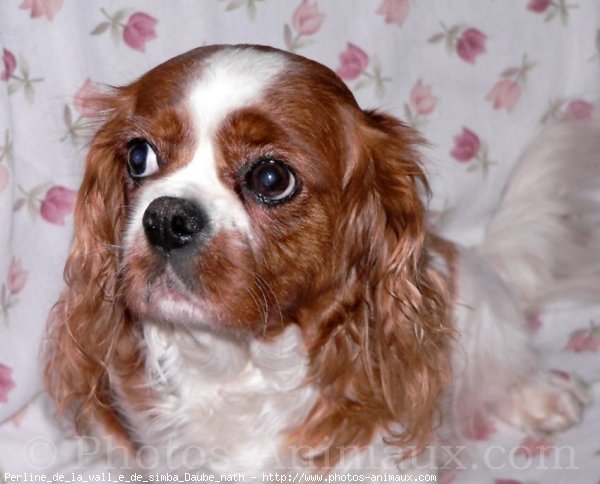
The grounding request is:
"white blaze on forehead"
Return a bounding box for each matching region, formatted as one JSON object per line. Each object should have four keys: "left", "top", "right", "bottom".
{"left": 190, "top": 47, "right": 288, "bottom": 133}
{"left": 125, "top": 47, "right": 287, "bottom": 248}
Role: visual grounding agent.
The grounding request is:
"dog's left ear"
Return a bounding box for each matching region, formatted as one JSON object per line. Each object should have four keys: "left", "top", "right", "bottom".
{"left": 354, "top": 110, "right": 456, "bottom": 447}
{"left": 294, "top": 111, "right": 454, "bottom": 466}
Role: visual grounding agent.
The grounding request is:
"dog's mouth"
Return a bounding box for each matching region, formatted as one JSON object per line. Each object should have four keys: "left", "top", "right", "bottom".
{"left": 140, "top": 265, "right": 214, "bottom": 328}
{"left": 157, "top": 271, "right": 193, "bottom": 303}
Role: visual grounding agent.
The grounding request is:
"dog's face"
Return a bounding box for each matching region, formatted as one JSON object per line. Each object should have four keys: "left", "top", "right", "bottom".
{"left": 98, "top": 46, "right": 360, "bottom": 334}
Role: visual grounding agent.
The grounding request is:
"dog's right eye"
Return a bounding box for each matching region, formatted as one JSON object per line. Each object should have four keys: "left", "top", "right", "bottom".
{"left": 127, "top": 140, "right": 159, "bottom": 179}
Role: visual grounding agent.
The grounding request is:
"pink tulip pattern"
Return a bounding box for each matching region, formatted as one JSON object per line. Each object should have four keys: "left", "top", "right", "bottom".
{"left": 565, "top": 321, "right": 600, "bottom": 353}
{"left": 486, "top": 55, "right": 536, "bottom": 113}
{"left": 375, "top": 0, "right": 410, "bottom": 28}
{"left": 19, "top": 0, "right": 63, "bottom": 21}
{"left": 1, "top": 258, "right": 28, "bottom": 323}
{"left": 527, "top": 0, "right": 578, "bottom": 25}
{"left": 219, "top": 0, "right": 265, "bottom": 20}
{"left": 13, "top": 184, "right": 76, "bottom": 226}
{"left": 284, "top": 1, "right": 325, "bottom": 52}
{"left": 40, "top": 186, "right": 77, "bottom": 226}
{"left": 0, "top": 364, "right": 16, "bottom": 402}
{"left": 428, "top": 24, "right": 487, "bottom": 65}
{"left": 403, "top": 80, "right": 438, "bottom": 128}
{"left": 0, "top": 131, "right": 12, "bottom": 195}
{"left": 540, "top": 98, "right": 595, "bottom": 124}
{"left": 1, "top": 49, "right": 43, "bottom": 103}
{"left": 62, "top": 79, "right": 104, "bottom": 143}
{"left": 450, "top": 127, "right": 496, "bottom": 177}
{"left": 335, "top": 43, "right": 391, "bottom": 97}
{"left": 91, "top": 9, "right": 158, "bottom": 52}
{"left": 1, "top": 49, "right": 16, "bottom": 82}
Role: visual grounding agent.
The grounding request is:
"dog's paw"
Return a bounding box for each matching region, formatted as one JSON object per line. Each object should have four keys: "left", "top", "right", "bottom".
{"left": 496, "top": 371, "right": 591, "bottom": 435}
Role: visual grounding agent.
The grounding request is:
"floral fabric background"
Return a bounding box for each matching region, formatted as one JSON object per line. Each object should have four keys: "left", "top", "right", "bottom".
{"left": 0, "top": 0, "right": 600, "bottom": 481}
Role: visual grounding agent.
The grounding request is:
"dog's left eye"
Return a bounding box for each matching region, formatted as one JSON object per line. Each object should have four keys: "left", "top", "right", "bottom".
{"left": 245, "top": 159, "right": 297, "bottom": 204}
{"left": 127, "top": 140, "right": 159, "bottom": 179}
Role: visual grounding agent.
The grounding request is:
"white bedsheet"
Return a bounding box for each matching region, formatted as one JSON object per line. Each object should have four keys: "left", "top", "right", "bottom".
{"left": 1, "top": 1, "right": 599, "bottom": 482}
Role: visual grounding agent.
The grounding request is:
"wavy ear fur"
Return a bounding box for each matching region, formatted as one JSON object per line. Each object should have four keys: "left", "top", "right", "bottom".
{"left": 45, "top": 94, "right": 142, "bottom": 440}
{"left": 294, "top": 111, "right": 455, "bottom": 466}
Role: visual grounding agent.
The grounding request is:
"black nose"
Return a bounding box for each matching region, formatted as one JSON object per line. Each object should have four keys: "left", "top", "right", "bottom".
{"left": 142, "top": 196, "right": 208, "bottom": 252}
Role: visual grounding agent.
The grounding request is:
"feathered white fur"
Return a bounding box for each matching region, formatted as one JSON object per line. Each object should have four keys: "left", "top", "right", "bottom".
{"left": 450, "top": 120, "right": 599, "bottom": 441}
{"left": 114, "top": 323, "right": 316, "bottom": 473}
{"left": 480, "top": 121, "right": 600, "bottom": 306}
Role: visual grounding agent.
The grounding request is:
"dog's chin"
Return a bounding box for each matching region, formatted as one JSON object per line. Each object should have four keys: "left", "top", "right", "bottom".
{"left": 127, "top": 267, "right": 219, "bottom": 332}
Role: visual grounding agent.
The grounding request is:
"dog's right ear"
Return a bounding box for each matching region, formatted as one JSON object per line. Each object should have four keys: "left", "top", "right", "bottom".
{"left": 45, "top": 90, "right": 142, "bottom": 440}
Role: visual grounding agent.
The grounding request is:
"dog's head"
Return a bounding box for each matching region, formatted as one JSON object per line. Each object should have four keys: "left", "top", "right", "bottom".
{"left": 47, "top": 45, "right": 453, "bottom": 461}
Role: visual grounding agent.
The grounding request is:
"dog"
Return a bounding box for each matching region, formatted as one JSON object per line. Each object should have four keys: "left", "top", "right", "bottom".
{"left": 45, "top": 44, "right": 597, "bottom": 476}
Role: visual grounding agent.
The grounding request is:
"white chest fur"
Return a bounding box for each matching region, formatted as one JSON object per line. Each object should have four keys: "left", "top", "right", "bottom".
{"left": 121, "top": 323, "right": 317, "bottom": 475}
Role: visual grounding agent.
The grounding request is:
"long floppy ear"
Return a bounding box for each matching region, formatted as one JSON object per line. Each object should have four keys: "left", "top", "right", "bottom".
{"left": 293, "top": 111, "right": 455, "bottom": 466}
{"left": 45, "top": 96, "right": 142, "bottom": 440}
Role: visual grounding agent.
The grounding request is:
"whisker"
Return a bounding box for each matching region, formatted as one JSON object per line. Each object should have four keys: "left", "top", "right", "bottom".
{"left": 244, "top": 283, "right": 266, "bottom": 332}
{"left": 254, "top": 272, "right": 283, "bottom": 329}
{"left": 252, "top": 275, "right": 271, "bottom": 335}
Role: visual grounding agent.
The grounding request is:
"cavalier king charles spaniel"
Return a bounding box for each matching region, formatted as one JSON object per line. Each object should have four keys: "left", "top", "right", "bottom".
{"left": 46, "top": 44, "right": 597, "bottom": 476}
